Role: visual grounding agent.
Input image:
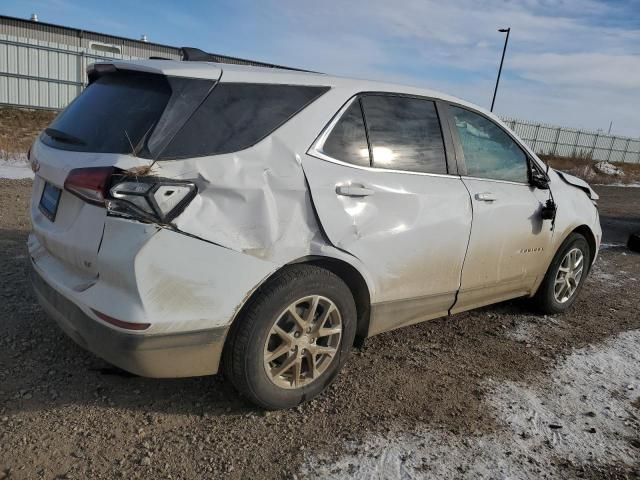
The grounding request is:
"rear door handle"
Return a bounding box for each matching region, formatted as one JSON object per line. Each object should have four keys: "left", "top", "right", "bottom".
{"left": 336, "top": 185, "right": 375, "bottom": 197}
{"left": 475, "top": 192, "right": 497, "bottom": 202}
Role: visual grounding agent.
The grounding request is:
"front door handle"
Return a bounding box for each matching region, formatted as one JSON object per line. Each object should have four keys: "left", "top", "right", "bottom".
{"left": 475, "top": 192, "right": 497, "bottom": 202}
{"left": 336, "top": 184, "right": 375, "bottom": 197}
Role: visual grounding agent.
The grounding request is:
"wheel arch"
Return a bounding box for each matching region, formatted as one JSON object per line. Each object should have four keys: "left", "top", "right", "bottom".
{"left": 570, "top": 224, "right": 597, "bottom": 267}
{"left": 229, "top": 255, "right": 372, "bottom": 346}
{"left": 295, "top": 256, "right": 372, "bottom": 343}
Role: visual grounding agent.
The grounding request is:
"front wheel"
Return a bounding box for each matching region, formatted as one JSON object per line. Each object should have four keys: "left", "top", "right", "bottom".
{"left": 531, "top": 232, "right": 591, "bottom": 314}
{"left": 223, "top": 265, "right": 357, "bottom": 410}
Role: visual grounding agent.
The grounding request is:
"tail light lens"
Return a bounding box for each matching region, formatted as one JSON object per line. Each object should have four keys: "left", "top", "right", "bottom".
{"left": 64, "top": 167, "right": 114, "bottom": 205}
{"left": 64, "top": 167, "right": 197, "bottom": 223}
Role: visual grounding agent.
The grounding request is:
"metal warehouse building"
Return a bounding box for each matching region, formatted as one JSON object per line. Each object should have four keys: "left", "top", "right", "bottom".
{"left": 0, "top": 14, "right": 279, "bottom": 111}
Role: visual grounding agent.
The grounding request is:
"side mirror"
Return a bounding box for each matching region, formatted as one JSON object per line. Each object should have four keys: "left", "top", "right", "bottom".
{"left": 530, "top": 169, "right": 549, "bottom": 190}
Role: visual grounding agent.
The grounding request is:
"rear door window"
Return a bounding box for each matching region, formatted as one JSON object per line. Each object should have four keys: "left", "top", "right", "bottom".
{"left": 360, "top": 95, "right": 447, "bottom": 174}
{"left": 450, "top": 106, "right": 528, "bottom": 183}
{"left": 160, "top": 84, "right": 329, "bottom": 159}
{"left": 320, "top": 100, "right": 370, "bottom": 167}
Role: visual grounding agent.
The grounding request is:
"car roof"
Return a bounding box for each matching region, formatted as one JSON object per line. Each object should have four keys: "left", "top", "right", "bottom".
{"left": 94, "top": 59, "right": 480, "bottom": 112}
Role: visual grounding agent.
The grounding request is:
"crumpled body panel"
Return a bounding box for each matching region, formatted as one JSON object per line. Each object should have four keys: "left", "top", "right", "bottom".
{"left": 168, "top": 135, "right": 327, "bottom": 265}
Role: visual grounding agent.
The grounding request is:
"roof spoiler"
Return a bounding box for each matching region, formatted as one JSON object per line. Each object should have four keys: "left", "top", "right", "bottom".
{"left": 179, "top": 46, "right": 319, "bottom": 73}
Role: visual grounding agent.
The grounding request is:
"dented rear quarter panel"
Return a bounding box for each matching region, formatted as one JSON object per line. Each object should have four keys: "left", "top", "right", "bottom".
{"left": 156, "top": 86, "right": 382, "bottom": 298}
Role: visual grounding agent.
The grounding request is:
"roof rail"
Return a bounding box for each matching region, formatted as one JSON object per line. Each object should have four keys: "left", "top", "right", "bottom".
{"left": 180, "top": 47, "right": 318, "bottom": 73}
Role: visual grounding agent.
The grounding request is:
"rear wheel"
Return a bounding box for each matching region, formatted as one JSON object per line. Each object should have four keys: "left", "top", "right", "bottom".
{"left": 532, "top": 233, "right": 591, "bottom": 314}
{"left": 223, "top": 265, "right": 356, "bottom": 410}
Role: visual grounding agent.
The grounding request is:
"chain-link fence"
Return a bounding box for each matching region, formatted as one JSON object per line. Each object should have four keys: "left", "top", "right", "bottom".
{"left": 501, "top": 117, "right": 640, "bottom": 164}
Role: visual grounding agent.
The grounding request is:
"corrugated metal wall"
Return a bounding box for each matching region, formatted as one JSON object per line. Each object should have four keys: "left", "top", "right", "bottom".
{"left": 0, "top": 15, "right": 181, "bottom": 110}
{"left": 502, "top": 117, "right": 640, "bottom": 164}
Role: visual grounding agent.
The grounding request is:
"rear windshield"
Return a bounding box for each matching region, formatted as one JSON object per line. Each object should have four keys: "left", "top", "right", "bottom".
{"left": 42, "top": 72, "right": 174, "bottom": 154}
{"left": 42, "top": 71, "right": 329, "bottom": 159}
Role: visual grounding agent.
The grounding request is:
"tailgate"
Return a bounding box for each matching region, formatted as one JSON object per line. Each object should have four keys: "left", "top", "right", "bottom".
{"left": 30, "top": 142, "right": 111, "bottom": 277}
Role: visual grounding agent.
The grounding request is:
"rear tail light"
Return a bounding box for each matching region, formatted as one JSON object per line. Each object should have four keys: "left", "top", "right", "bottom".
{"left": 107, "top": 178, "right": 197, "bottom": 223}
{"left": 64, "top": 167, "right": 197, "bottom": 223}
{"left": 64, "top": 167, "right": 114, "bottom": 205}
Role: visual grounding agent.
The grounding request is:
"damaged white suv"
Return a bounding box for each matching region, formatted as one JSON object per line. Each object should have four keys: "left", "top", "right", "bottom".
{"left": 29, "top": 59, "right": 601, "bottom": 409}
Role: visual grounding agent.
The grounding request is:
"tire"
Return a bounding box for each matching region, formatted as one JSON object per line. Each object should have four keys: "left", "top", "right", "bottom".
{"left": 223, "top": 264, "right": 357, "bottom": 410}
{"left": 531, "top": 232, "right": 591, "bottom": 314}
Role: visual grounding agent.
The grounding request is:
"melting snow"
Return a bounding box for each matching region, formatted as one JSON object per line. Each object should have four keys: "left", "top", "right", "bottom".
{"left": 0, "top": 156, "right": 33, "bottom": 179}
{"left": 301, "top": 330, "right": 640, "bottom": 479}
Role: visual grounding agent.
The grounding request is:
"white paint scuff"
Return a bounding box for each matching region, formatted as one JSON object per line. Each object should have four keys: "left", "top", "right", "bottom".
{"left": 301, "top": 330, "right": 640, "bottom": 479}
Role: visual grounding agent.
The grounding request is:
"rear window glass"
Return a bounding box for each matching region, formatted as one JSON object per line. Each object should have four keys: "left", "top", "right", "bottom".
{"left": 159, "top": 83, "right": 329, "bottom": 159}
{"left": 41, "top": 74, "right": 328, "bottom": 159}
{"left": 41, "top": 72, "right": 173, "bottom": 154}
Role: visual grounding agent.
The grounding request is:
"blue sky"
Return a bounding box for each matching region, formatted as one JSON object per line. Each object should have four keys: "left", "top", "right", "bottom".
{"left": 4, "top": 0, "right": 640, "bottom": 136}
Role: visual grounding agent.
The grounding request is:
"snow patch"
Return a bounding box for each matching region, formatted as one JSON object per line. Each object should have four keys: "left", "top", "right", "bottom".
{"left": 594, "top": 182, "right": 640, "bottom": 188}
{"left": 594, "top": 161, "right": 624, "bottom": 177}
{"left": 589, "top": 259, "right": 626, "bottom": 287}
{"left": 0, "top": 156, "right": 33, "bottom": 179}
{"left": 301, "top": 330, "right": 640, "bottom": 479}
{"left": 505, "top": 315, "right": 564, "bottom": 344}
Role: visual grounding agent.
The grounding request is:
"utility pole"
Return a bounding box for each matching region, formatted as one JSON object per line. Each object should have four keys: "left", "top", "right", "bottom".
{"left": 491, "top": 27, "right": 510, "bottom": 112}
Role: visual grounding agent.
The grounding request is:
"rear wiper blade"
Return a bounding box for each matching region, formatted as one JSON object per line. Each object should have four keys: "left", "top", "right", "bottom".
{"left": 44, "top": 128, "right": 86, "bottom": 146}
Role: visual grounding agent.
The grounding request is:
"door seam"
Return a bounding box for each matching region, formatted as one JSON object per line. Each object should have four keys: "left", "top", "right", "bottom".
{"left": 449, "top": 177, "right": 475, "bottom": 315}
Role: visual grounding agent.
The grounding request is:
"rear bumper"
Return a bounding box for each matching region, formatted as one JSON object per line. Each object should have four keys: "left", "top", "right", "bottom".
{"left": 31, "top": 267, "right": 227, "bottom": 378}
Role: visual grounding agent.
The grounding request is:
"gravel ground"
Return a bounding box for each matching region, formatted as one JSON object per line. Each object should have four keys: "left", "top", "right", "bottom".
{"left": 0, "top": 180, "right": 639, "bottom": 479}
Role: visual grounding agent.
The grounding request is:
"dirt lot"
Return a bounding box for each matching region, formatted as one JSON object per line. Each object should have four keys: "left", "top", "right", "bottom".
{"left": 0, "top": 179, "right": 639, "bottom": 479}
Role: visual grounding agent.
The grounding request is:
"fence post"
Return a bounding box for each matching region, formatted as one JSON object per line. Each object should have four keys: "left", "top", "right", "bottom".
{"left": 552, "top": 127, "right": 561, "bottom": 156}
{"left": 591, "top": 131, "right": 599, "bottom": 160}
{"left": 571, "top": 130, "right": 579, "bottom": 157}
{"left": 621, "top": 138, "right": 630, "bottom": 164}
{"left": 533, "top": 123, "right": 541, "bottom": 153}
{"left": 606, "top": 136, "right": 614, "bottom": 162}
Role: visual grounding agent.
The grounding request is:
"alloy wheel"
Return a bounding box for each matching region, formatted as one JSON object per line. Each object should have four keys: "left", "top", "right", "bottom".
{"left": 554, "top": 247, "right": 584, "bottom": 303}
{"left": 263, "top": 295, "right": 342, "bottom": 389}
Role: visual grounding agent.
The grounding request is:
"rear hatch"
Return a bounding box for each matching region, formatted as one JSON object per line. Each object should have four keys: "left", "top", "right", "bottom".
{"left": 30, "top": 63, "right": 221, "bottom": 278}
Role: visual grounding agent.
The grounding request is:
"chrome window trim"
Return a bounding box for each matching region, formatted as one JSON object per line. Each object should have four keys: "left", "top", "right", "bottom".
{"left": 307, "top": 95, "right": 457, "bottom": 179}
{"left": 308, "top": 96, "right": 360, "bottom": 162}
{"left": 307, "top": 149, "right": 460, "bottom": 179}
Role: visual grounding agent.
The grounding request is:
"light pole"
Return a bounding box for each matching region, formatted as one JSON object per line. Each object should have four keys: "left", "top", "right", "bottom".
{"left": 490, "top": 27, "right": 510, "bottom": 112}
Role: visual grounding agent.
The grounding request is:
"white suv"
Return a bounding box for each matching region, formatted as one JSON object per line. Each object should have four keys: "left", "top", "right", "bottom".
{"left": 29, "top": 60, "right": 601, "bottom": 409}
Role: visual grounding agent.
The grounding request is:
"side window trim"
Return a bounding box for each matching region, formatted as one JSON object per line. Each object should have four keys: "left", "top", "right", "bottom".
{"left": 434, "top": 101, "right": 459, "bottom": 176}
{"left": 310, "top": 92, "right": 456, "bottom": 177}
{"left": 357, "top": 97, "right": 374, "bottom": 167}
{"left": 446, "top": 102, "right": 533, "bottom": 185}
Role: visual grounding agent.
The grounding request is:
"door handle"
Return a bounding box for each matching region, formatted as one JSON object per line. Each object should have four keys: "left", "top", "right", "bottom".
{"left": 475, "top": 192, "right": 497, "bottom": 202}
{"left": 336, "top": 184, "right": 375, "bottom": 197}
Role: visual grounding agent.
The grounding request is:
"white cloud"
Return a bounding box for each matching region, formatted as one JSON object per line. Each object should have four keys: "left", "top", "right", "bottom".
{"left": 253, "top": 0, "right": 640, "bottom": 136}
{"left": 511, "top": 53, "right": 640, "bottom": 90}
